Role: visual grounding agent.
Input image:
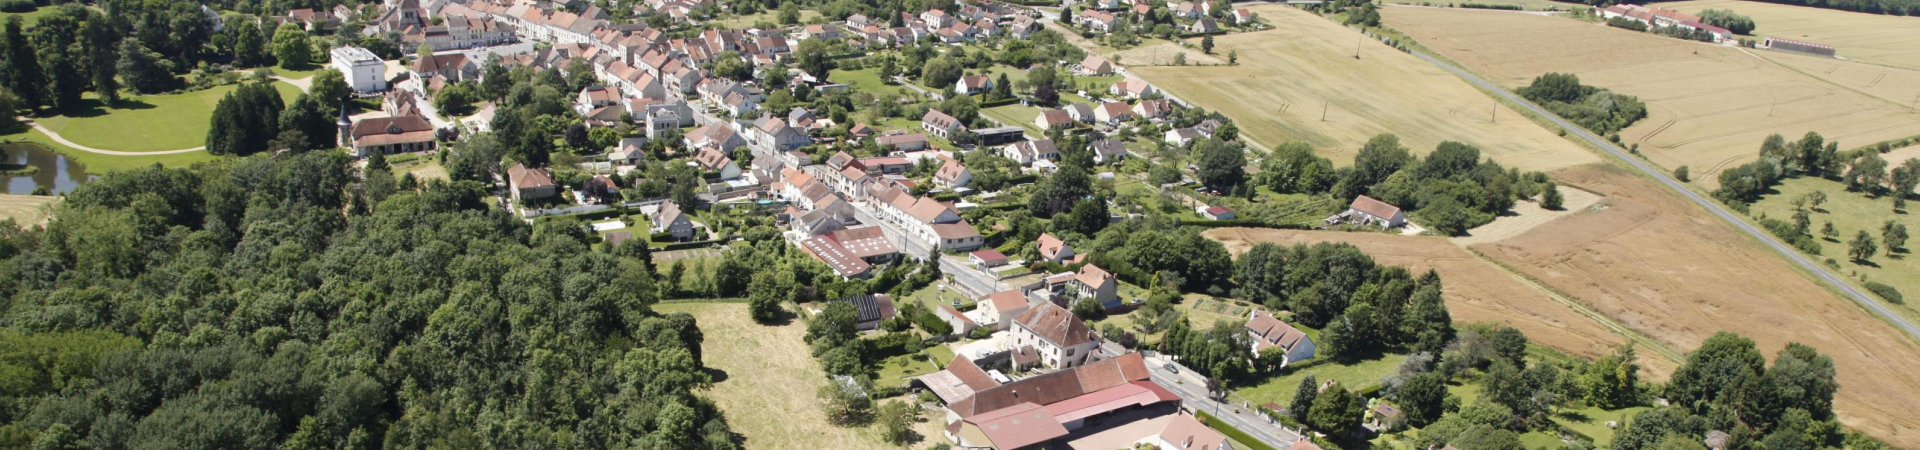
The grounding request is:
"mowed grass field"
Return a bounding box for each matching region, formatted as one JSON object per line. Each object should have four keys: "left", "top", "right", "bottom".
{"left": 1660, "top": 0, "right": 1920, "bottom": 70}
{"left": 1382, "top": 7, "right": 1920, "bottom": 187}
{"left": 1470, "top": 164, "right": 1920, "bottom": 448}
{"left": 0, "top": 194, "right": 60, "bottom": 227}
{"left": 1130, "top": 5, "right": 1597, "bottom": 171}
{"left": 653, "top": 302, "right": 946, "bottom": 450}
{"left": 1749, "top": 177, "right": 1920, "bottom": 326}
{"left": 1203, "top": 227, "right": 1682, "bottom": 378}
{"left": 1, "top": 127, "right": 222, "bottom": 173}
{"left": 34, "top": 82, "right": 304, "bottom": 152}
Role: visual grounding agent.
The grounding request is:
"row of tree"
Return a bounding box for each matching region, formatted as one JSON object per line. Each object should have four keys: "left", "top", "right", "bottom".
{"left": 1518, "top": 73, "right": 1648, "bottom": 136}
{"left": 1256, "top": 134, "right": 1559, "bottom": 234}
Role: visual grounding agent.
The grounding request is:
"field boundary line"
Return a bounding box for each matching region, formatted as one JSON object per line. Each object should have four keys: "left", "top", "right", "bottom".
{"left": 1462, "top": 246, "right": 1685, "bottom": 363}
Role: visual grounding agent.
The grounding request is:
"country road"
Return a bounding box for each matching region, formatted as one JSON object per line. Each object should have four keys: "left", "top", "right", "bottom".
{"left": 1406, "top": 49, "right": 1920, "bottom": 343}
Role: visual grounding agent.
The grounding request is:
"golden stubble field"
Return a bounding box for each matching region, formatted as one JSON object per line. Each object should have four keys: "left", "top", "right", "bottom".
{"left": 1131, "top": 5, "right": 1599, "bottom": 172}
{"left": 1382, "top": 7, "right": 1920, "bottom": 187}
{"left": 1202, "top": 227, "right": 1682, "bottom": 379}
{"left": 1660, "top": 0, "right": 1920, "bottom": 70}
{"left": 1472, "top": 164, "right": 1920, "bottom": 447}
{"left": 0, "top": 194, "right": 58, "bottom": 227}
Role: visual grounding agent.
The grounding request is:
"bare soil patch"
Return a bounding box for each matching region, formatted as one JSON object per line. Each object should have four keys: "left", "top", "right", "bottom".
{"left": 1382, "top": 7, "right": 1920, "bottom": 187}
{"left": 1471, "top": 164, "right": 1920, "bottom": 448}
{"left": 1201, "top": 227, "right": 1671, "bottom": 377}
{"left": 1451, "top": 184, "right": 1605, "bottom": 246}
{"left": 1132, "top": 5, "right": 1598, "bottom": 172}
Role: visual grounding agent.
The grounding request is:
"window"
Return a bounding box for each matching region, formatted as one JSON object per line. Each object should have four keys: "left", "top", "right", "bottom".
{"left": 1065, "top": 348, "right": 1074, "bottom": 357}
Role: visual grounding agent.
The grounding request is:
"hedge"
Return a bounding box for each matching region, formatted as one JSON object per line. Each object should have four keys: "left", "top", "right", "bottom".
{"left": 660, "top": 239, "right": 722, "bottom": 251}
{"left": 1866, "top": 281, "right": 1904, "bottom": 304}
{"left": 1194, "top": 411, "right": 1280, "bottom": 450}
{"left": 1177, "top": 219, "right": 1315, "bottom": 229}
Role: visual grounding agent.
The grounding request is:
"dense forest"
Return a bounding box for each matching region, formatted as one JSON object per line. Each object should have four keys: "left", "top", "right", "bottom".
{"left": 0, "top": 154, "right": 739, "bottom": 449}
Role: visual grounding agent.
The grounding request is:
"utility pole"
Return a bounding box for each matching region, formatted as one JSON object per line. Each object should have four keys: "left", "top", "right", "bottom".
{"left": 1491, "top": 100, "right": 1498, "bottom": 123}
{"left": 1354, "top": 37, "right": 1362, "bottom": 59}
{"left": 1322, "top": 101, "right": 1330, "bottom": 121}
{"left": 1910, "top": 94, "right": 1918, "bottom": 113}
{"left": 1768, "top": 99, "right": 1777, "bottom": 117}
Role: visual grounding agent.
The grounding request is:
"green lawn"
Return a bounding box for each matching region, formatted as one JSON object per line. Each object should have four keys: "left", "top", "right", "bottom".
{"left": 1234, "top": 353, "right": 1408, "bottom": 406}
{"left": 982, "top": 105, "right": 1043, "bottom": 133}
{"left": 1750, "top": 176, "right": 1920, "bottom": 326}
{"left": 873, "top": 351, "right": 941, "bottom": 388}
{"left": 711, "top": 9, "right": 821, "bottom": 29}
{"left": 0, "top": 127, "right": 221, "bottom": 173}
{"left": 927, "top": 343, "right": 958, "bottom": 366}
{"left": 828, "top": 68, "right": 912, "bottom": 98}
{"left": 35, "top": 82, "right": 303, "bottom": 152}
{"left": 0, "top": 7, "right": 58, "bottom": 25}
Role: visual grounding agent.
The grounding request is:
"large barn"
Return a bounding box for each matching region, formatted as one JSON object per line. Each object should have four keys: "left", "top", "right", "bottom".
{"left": 1764, "top": 37, "right": 1838, "bottom": 57}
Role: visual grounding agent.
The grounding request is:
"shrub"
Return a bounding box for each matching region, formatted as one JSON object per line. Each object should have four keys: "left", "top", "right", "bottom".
{"left": 1866, "top": 282, "right": 1904, "bottom": 304}
{"left": 0, "top": 0, "right": 35, "bottom": 13}
{"left": 967, "top": 326, "right": 993, "bottom": 339}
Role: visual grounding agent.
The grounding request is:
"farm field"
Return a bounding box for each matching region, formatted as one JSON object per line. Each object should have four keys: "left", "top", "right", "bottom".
{"left": 1201, "top": 227, "right": 1678, "bottom": 377}
{"left": 654, "top": 302, "right": 946, "bottom": 450}
{"left": 0, "top": 194, "right": 60, "bottom": 227}
{"left": 1130, "top": 4, "right": 1598, "bottom": 171}
{"left": 1748, "top": 176, "right": 1920, "bottom": 327}
{"left": 1385, "top": 0, "right": 1582, "bottom": 10}
{"left": 1382, "top": 7, "right": 1920, "bottom": 187}
{"left": 1451, "top": 184, "right": 1604, "bottom": 245}
{"left": 1471, "top": 164, "right": 1920, "bottom": 448}
{"left": 1660, "top": 0, "right": 1920, "bottom": 70}
{"left": 34, "top": 82, "right": 304, "bottom": 152}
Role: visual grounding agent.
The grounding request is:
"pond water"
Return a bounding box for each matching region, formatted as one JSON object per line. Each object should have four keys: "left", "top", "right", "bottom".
{"left": 0, "top": 143, "right": 91, "bottom": 195}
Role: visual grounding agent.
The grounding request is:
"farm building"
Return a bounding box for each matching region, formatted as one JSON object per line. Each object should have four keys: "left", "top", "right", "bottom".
{"left": 1327, "top": 195, "right": 1405, "bottom": 228}
{"left": 1594, "top": 4, "right": 1731, "bottom": 42}
{"left": 1764, "top": 37, "right": 1837, "bottom": 57}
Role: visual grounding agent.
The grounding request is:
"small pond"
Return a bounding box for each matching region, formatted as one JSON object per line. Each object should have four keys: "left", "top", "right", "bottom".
{"left": 0, "top": 142, "right": 91, "bottom": 195}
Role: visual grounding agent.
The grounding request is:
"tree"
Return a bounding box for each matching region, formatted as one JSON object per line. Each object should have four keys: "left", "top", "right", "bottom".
{"left": 1396, "top": 372, "right": 1449, "bottom": 427}
{"left": 279, "top": 94, "right": 337, "bottom": 151}
{"left": 1846, "top": 152, "right": 1889, "bottom": 192}
{"left": 1822, "top": 221, "right": 1839, "bottom": 240}
{"left": 3, "top": 16, "right": 45, "bottom": 110}
{"left": 1883, "top": 221, "right": 1908, "bottom": 254}
{"left": 1289, "top": 375, "right": 1318, "bottom": 421}
{"left": 41, "top": 50, "right": 84, "bottom": 112}
{"left": 1582, "top": 344, "right": 1642, "bottom": 409}
{"left": 1674, "top": 165, "right": 1690, "bottom": 182}
{"left": 807, "top": 301, "right": 861, "bottom": 350}
{"left": 778, "top": 2, "right": 802, "bottom": 25}
{"left": 82, "top": 15, "right": 119, "bottom": 103}
{"left": 233, "top": 20, "right": 267, "bottom": 66}
{"left": 1308, "top": 384, "right": 1365, "bottom": 432}
{"left": 818, "top": 381, "right": 873, "bottom": 426}
{"left": 1228, "top": 50, "right": 1238, "bottom": 65}
{"left": 1698, "top": 9, "right": 1756, "bottom": 34}
{"left": 272, "top": 23, "right": 312, "bottom": 69}
{"left": 1849, "top": 230, "right": 1878, "bottom": 262}
{"left": 1891, "top": 158, "right": 1920, "bottom": 198}
{"left": 747, "top": 271, "right": 791, "bottom": 323}
{"left": 1540, "top": 182, "right": 1564, "bottom": 210}
{"left": 795, "top": 38, "right": 835, "bottom": 79}
{"left": 1666, "top": 332, "right": 1765, "bottom": 414}
{"left": 1071, "top": 296, "right": 1105, "bottom": 321}
{"left": 921, "top": 56, "right": 963, "bottom": 89}
{"left": 990, "top": 73, "right": 1013, "bottom": 101}
{"left": 1201, "top": 35, "right": 1215, "bottom": 54}
{"left": 310, "top": 68, "right": 350, "bottom": 105}
{"left": 1194, "top": 139, "right": 1247, "bottom": 191}
{"left": 877, "top": 400, "right": 919, "bottom": 444}
{"left": 206, "top": 82, "right": 287, "bottom": 156}
{"left": 117, "top": 39, "right": 174, "bottom": 94}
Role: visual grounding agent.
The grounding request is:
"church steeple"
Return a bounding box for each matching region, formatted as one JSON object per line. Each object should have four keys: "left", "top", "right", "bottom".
{"left": 336, "top": 103, "right": 354, "bottom": 149}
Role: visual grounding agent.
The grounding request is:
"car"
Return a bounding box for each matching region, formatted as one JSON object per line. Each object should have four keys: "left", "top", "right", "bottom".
{"left": 1163, "top": 363, "right": 1179, "bottom": 374}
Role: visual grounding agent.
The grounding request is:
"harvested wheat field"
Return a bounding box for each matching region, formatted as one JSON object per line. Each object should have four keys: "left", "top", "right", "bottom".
{"left": 0, "top": 194, "right": 59, "bottom": 227}
{"left": 1451, "top": 184, "right": 1605, "bottom": 246}
{"left": 1131, "top": 5, "right": 1597, "bottom": 171}
{"left": 654, "top": 302, "right": 946, "bottom": 450}
{"left": 1201, "top": 227, "right": 1678, "bottom": 377}
{"left": 1382, "top": 7, "right": 1920, "bottom": 186}
{"left": 1659, "top": 0, "right": 1920, "bottom": 70}
{"left": 1472, "top": 164, "right": 1920, "bottom": 447}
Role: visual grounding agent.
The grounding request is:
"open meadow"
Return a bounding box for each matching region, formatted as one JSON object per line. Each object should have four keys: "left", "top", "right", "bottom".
{"left": 1129, "top": 5, "right": 1598, "bottom": 171}
{"left": 1748, "top": 176, "right": 1920, "bottom": 327}
{"left": 653, "top": 302, "right": 947, "bottom": 450}
{"left": 1469, "top": 164, "right": 1920, "bottom": 447}
{"left": 0, "top": 194, "right": 60, "bottom": 227}
{"left": 1381, "top": 7, "right": 1920, "bottom": 187}
{"left": 1201, "top": 227, "right": 1680, "bottom": 378}
{"left": 1659, "top": 0, "right": 1920, "bottom": 70}
{"left": 33, "top": 82, "right": 304, "bottom": 152}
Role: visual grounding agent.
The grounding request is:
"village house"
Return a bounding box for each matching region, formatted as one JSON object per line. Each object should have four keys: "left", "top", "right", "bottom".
{"left": 651, "top": 200, "right": 696, "bottom": 241}
{"left": 341, "top": 114, "right": 437, "bottom": 158}
{"left": 929, "top": 353, "right": 1175, "bottom": 448}
{"left": 1002, "top": 138, "right": 1060, "bottom": 166}
{"left": 955, "top": 75, "right": 994, "bottom": 96}
{"left": 1010, "top": 301, "right": 1101, "bottom": 369}
{"left": 1165, "top": 128, "right": 1202, "bottom": 146}
{"left": 694, "top": 148, "right": 743, "bottom": 180}
{"left": 1095, "top": 101, "right": 1136, "bottom": 125}
{"left": 330, "top": 46, "right": 389, "bottom": 93}
{"left": 1064, "top": 103, "right": 1098, "bottom": 123}
{"left": 970, "top": 249, "right": 1010, "bottom": 269}
{"left": 684, "top": 124, "right": 748, "bottom": 152}
{"left": 1234, "top": 8, "right": 1253, "bottom": 24}
{"left": 1189, "top": 17, "right": 1220, "bottom": 33}
{"left": 1037, "top": 233, "right": 1080, "bottom": 264}
{"left": 1200, "top": 206, "right": 1236, "bottom": 220}
{"left": 1091, "top": 139, "right": 1129, "bottom": 164}
{"left": 1034, "top": 109, "right": 1075, "bottom": 130}
{"left": 1247, "top": 309, "right": 1316, "bottom": 366}
{"left": 801, "top": 226, "right": 900, "bottom": 278}
{"left": 1110, "top": 78, "right": 1156, "bottom": 99}
{"left": 934, "top": 158, "right": 973, "bottom": 189}
{"left": 507, "top": 163, "right": 558, "bottom": 202}
{"left": 1078, "top": 55, "right": 1115, "bottom": 76}
{"left": 877, "top": 133, "right": 931, "bottom": 152}
{"left": 1146, "top": 414, "right": 1234, "bottom": 450}
{"left": 973, "top": 289, "right": 1034, "bottom": 331}
{"left": 1338, "top": 195, "right": 1407, "bottom": 228}
{"left": 922, "top": 109, "right": 967, "bottom": 139}
{"left": 1134, "top": 99, "right": 1172, "bottom": 120}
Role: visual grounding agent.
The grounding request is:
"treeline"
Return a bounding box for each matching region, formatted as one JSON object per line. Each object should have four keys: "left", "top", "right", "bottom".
{"left": 1714, "top": 131, "right": 1920, "bottom": 206}
{"left": 1637, "top": 0, "right": 1920, "bottom": 16}
{"left": 1699, "top": 9, "right": 1758, "bottom": 34}
{"left": 1257, "top": 136, "right": 1560, "bottom": 235}
{"left": 0, "top": 154, "right": 741, "bottom": 449}
{"left": 1518, "top": 73, "right": 1647, "bottom": 136}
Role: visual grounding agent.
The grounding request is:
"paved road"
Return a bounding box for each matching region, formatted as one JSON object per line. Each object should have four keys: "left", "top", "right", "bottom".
{"left": 1144, "top": 354, "right": 1304, "bottom": 449}
{"left": 1408, "top": 50, "right": 1920, "bottom": 342}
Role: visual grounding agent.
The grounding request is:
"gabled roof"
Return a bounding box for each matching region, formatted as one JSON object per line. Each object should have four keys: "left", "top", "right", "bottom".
{"left": 986, "top": 290, "right": 1030, "bottom": 314}
{"left": 1037, "top": 233, "right": 1069, "bottom": 260}
{"left": 507, "top": 163, "right": 555, "bottom": 189}
{"left": 923, "top": 109, "right": 963, "bottom": 129}
{"left": 829, "top": 294, "right": 897, "bottom": 323}
{"left": 1158, "top": 414, "right": 1231, "bottom": 450}
{"left": 963, "top": 402, "right": 1069, "bottom": 449}
{"left": 1247, "top": 310, "right": 1309, "bottom": 353}
{"left": 1013, "top": 302, "right": 1093, "bottom": 348}
{"left": 1349, "top": 195, "right": 1402, "bottom": 219}
{"left": 1075, "top": 264, "right": 1114, "bottom": 291}
{"left": 935, "top": 158, "right": 969, "bottom": 183}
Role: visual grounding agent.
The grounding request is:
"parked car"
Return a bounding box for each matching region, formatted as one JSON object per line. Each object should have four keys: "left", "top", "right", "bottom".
{"left": 1163, "top": 363, "right": 1179, "bottom": 374}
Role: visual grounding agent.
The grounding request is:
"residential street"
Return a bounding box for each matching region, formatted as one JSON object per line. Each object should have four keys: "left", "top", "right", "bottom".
{"left": 1143, "top": 353, "right": 1305, "bottom": 449}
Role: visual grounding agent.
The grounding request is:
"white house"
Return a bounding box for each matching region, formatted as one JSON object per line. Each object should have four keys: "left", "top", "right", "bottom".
{"left": 956, "top": 75, "right": 994, "bottom": 95}
{"left": 330, "top": 46, "right": 388, "bottom": 93}
{"left": 934, "top": 158, "right": 973, "bottom": 189}
{"left": 973, "top": 289, "right": 1034, "bottom": 331}
{"left": 1143, "top": 414, "right": 1233, "bottom": 450}
{"left": 652, "top": 200, "right": 697, "bottom": 241}
{"left": 1010, "top": 302, "right": 1100, "bottom": 369}
{"left": 1343, "top": 195, "right": 1406, "bottom": 228}
{"left": 1002, "top": 139, "right": 1059, "bottom": 166}
{"left": 1246, "top": 310, "right": 1315, "bottom": 366}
